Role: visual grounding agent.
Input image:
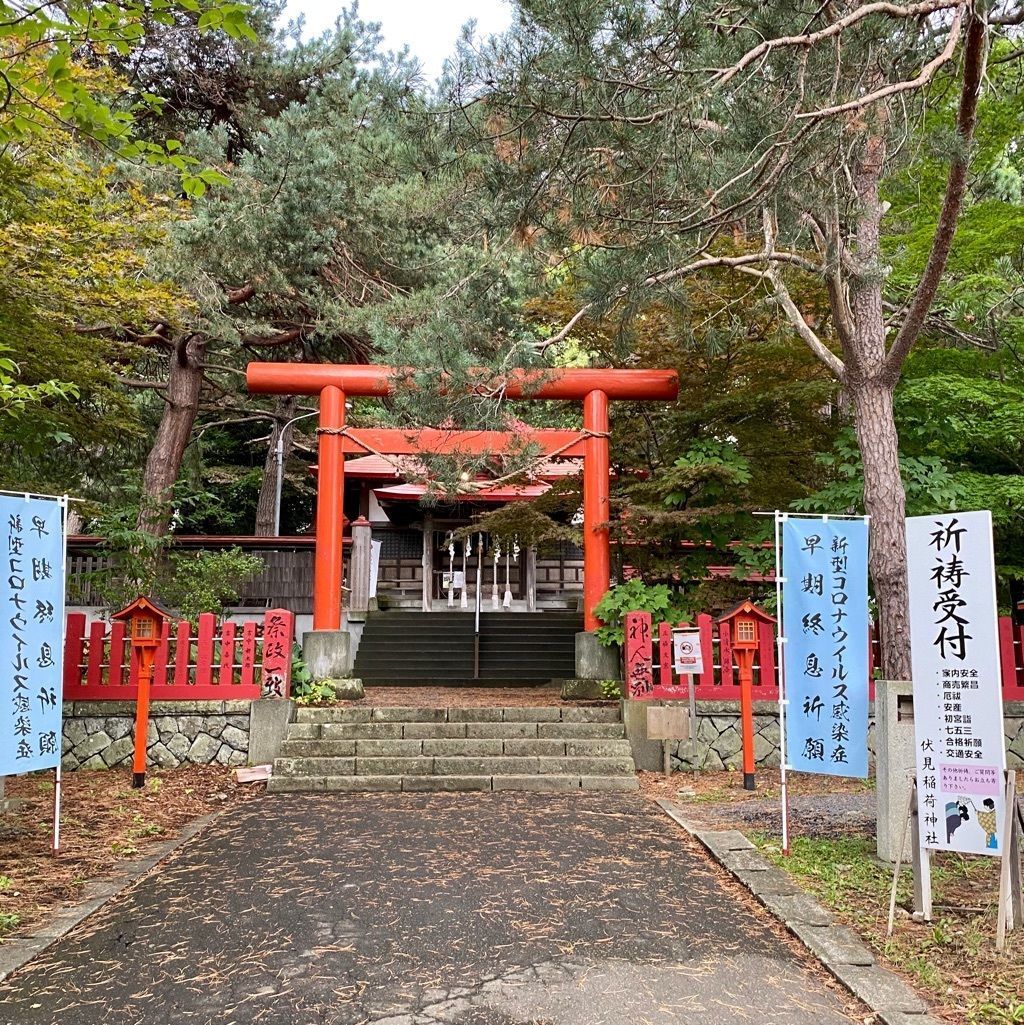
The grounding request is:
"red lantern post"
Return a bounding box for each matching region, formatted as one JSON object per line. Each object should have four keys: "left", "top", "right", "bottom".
{"left": 717, "top": 600, "right": 775, "bottom": 791}
{"left": 112, "top": 598, "right": 175, "bottom": 788}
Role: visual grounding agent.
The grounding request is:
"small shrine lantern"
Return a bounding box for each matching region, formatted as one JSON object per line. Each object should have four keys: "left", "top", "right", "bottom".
{"left": 717, "top": 599, "right": 775, "bottom": 792}
{"left": 112, "top": 596, "right": 173, "bottom": 651}
{"left": 112, "top": 597, "right": 175, "bottom": 788}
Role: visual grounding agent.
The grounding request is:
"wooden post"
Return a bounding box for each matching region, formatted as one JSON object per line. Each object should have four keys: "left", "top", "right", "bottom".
{"left": 349, "top": 516, "right": 372, "bottom": 614}
{"left": 313, "top": 385, "right": 346, "bottom": 631}
{"left": 582, "top": 389, "right": 610, "bottom": 632}
{"left": 737, "top": 648, "right": 756, "bottom": 790}
{"left": 422, "top": 516, "right": 433, "bottom": 612}
{"left": 909, "top": 783, "right": 933, "bottom": 921}
{"left": 132, "top": 647, "right": 154, "bottom": 788}
{"left": 1011, "top": 789, "right": 1024, "bottom": 932}
{"left": 997, "top": 771, "right": 1018, "bottom": 950}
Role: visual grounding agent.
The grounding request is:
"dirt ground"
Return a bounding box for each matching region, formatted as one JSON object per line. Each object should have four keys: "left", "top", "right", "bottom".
{"left": 0, "top": 766, "right": 260, "bottom": 940}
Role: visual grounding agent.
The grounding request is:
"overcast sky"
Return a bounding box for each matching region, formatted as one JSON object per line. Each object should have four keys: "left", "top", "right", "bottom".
{"left": 281, "top": 1, "right": 514, "bottom": 80}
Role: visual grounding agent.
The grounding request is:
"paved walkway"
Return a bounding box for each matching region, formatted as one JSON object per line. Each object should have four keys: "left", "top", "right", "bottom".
{"left": 1, "top": 793, "right": 861, "bottom": 1025}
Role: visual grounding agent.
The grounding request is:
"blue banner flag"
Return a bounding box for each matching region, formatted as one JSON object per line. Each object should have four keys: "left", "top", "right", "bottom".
{"left": 781, "top": 516, "right": 870, "bottom": 778}
{"left": 0, "top": 496, "right": 64, "bottom": 775}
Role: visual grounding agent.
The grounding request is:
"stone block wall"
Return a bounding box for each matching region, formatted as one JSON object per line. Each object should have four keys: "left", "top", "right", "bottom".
{"left": 664, "top": 700, "right": 1024, "bottom": 772}
{"left": 1005, "top": 708, "right": 1024, "bottom": 767}
{"left": 61, "top": 700, "right": 251, "bottom": 771}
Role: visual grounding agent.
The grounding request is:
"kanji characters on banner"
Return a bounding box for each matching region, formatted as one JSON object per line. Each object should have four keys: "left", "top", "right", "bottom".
{"left": 907, "top": 511, "right": 1007, "bottom": 857}
{"left": 1, "top": 495, "right": 65, "bottom": 775}
{"left": 781, "top": 516, "right": 870, "bottom": 778}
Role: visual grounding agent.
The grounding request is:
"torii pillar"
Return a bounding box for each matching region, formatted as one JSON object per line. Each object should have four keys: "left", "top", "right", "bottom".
{"left": 247, "top": 363, "right": 678, "bottom": 681}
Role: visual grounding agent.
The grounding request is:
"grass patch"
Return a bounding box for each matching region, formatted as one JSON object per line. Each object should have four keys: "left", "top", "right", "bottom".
{"left": 753, "top": 832, "right": 1024, "bottom": 1025}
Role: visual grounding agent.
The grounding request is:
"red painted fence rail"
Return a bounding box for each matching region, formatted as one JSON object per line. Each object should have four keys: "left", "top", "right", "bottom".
{"left": 626, "top": 613, "right": 1024, "bottom": 704}
{"left": 63, "top": 609, "right": 295, "bottom": 701}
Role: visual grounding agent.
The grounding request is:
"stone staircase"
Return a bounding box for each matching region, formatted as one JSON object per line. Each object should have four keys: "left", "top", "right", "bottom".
{"left": 268, "top": 705, "right": 638, "bottom": 793}
{"left": 353, "top": 612, "right": 581, "bottom": 684}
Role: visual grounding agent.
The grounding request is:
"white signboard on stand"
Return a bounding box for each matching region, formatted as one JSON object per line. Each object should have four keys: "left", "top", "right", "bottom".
{"left": 672, "top": 629, "right": 704, "bottom": 676}
{"left": 907, "top": 511, "right": 1007, "bottom": 857}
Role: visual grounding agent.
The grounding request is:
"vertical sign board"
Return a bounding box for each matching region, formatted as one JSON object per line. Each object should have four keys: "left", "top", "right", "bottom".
{"left": 782, "top": 517, "right": 870, "bottom": 778}
{"left": 625, "top": 611, "right": 654, "bottom": 699}
{"left": 0, "top": 496, "right": 64, "bottom": 775}
{"left": 907, "top": 512, "right": 1006, "bottom": 857}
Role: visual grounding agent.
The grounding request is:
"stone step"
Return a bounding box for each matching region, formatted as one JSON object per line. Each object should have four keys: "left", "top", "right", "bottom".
{"left": 266, "top": 773, "right": 639, "bottom": 794}
{"left": 292, "top": 705, "right": 621, "bottom": 725}
{"left": 287, "top": 720, "right": 626, "bottom": 742}
{"left": 273, "top": 754, "right": 637, "bottom": 778}
{"left": 279, "top": 737, "right": 633, "bottom": 759}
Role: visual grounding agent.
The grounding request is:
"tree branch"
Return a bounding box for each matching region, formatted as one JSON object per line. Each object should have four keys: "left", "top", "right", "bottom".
{"left": 763, "top": 209, "right": 847, "bottom": 382}
{"left": 883, "top": 6, "right": 986, "bottom": 381}
{"left": 795, "top": 4, "right": 966, "bottom": 120}
{"left": 240, "top": 328, "right": 303, "bottom": 347}
{"left": 714, "top": 1, "right": 961, "bottom": 85}
{"left": 225, "top": 284, "right": 256, "bottom": 305}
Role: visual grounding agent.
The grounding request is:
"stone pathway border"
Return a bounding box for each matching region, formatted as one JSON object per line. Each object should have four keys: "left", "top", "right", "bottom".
{"left": 657, "top": 798, "right": 945, "bottom": 1025}
{"left": 0, "top": 806, "right": 229, "bottom": 985}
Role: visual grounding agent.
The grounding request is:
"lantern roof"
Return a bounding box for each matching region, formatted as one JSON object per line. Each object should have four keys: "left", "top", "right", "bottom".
{"left": 111, "top": 595, "right": 176, "bottom": 623}
{"left": 716, "top": 598, "right": 775, "bottom": 626}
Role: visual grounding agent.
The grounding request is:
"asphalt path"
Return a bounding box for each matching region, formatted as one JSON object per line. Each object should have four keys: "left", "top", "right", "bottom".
{"left": 0, "top": 793, "right": 862, "bottom": 1025}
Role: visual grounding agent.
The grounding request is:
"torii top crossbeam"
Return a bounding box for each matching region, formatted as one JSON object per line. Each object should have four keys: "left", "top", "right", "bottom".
{"left": 246, "top": 362, "right": 679, "bottom": 636}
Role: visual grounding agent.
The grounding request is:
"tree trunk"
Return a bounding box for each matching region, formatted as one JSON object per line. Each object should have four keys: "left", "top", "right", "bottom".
{"left": 254, "top": 395, "right": 298, "bottom": 536}
{"left": 849, "top": 377, "right": 911, "bottom": 681}
{"left": 845, "top": 129, "right": 912, "bottom": 681}
{"left": 138, "top": 334, "right": 206, "bottom": 537}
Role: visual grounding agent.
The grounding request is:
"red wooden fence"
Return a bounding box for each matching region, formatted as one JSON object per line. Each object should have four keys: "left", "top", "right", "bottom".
{"left": 626, "top": 612, "right": 1024, "bottom": 703}
{"left": 62, "top": 609, "right": 295, "bottom": 701}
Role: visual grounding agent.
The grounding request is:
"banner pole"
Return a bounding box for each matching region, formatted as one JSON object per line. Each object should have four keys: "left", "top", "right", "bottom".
{"left": 775, "top": 511, "right": 791, "bottom": 855}
{"left": 997, "top": 770, "right": 1017, "bottom": 950}
{"left": 52, "top": 494, "right": 69, "bottom": 856}
{"left": 52, "top": 762, "right": 62, "bottom": 855}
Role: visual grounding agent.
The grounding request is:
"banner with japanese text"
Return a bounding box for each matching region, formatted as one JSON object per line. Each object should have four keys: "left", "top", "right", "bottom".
{"left": 781, "top": 516, "right": 870, "bottom": 777}
{"left": 907, "top": 511, "right": 1006, "bottom": 857}
{"left": 0, "top": 495, "right": 64, "bottom": 775}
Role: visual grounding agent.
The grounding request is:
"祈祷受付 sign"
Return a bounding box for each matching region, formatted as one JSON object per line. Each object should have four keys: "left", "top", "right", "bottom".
{"left": 907, "top": 511, "right": 1007, "bottom": 857}
{"left": 781, "top": 516, "right": 870, "bottom": 778}
{"left": 0, "top": 495, "right": 65, "bottom": 775}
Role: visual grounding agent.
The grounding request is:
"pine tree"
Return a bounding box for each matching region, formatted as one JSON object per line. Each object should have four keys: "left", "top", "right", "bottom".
{"left": 445, "top": 0, "right": 1023, "bottom": 678}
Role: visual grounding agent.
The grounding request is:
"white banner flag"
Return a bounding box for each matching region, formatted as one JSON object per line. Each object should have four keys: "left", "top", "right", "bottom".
{"left": 907, "top": 511, "right": 1007, "bottom": 857}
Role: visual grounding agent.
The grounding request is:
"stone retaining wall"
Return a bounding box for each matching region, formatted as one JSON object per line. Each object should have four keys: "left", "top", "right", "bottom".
{"left": 61, "top": 700, "right": 251, "bottom": 771}
{"left": 663, "top": 701, "right": 1024, "bottom": 771}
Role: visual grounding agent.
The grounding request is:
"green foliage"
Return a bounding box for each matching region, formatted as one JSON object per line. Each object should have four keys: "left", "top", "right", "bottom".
{"left": 793, "top": 430, "right": 963, "bottom": 518}
{"left": 160, "top": 548, "right": 263, "bottom": 623}
{"left": 0, "top": 2, "right": 254, "bottom": 194}
{"left": 593, "top": 579, "right": 688, "bottom": 648}
{"left": 289, "top": 647, "right": 336, "bottom": 705}
{"left": 452, "top": 500, "right": 580, "bottom": 552}
{"left": 82, "top": 498, "right": 262, "bottom": 618}
{"left": 0, "top": 133, "right": 182, "bottom": 497}
{"left": 0, "top": 348, "right": 76, "bottom": 428}
{"left": 660, "top": 441, "right": 752, "bottom": 509}
{"left": 598, "top": 679, "right": 623, "bottom": 700}
{"left": 82, "top": 499, "right": 170, "bottom": 610}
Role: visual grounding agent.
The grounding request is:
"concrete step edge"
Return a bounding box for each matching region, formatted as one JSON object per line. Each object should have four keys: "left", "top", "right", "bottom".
{"left": 266, "top": 773, "right": 638, "bottom": 793}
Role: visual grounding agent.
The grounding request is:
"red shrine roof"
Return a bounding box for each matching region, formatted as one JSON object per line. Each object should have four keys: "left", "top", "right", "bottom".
{"left": 372, "top": 481, "right": 551, "bottom": 504}
{"left": 326, "top": 455, "right": 582, "bottom": 483}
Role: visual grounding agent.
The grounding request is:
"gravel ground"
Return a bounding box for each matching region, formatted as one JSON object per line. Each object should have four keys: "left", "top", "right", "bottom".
{"left": 703, "top": 792, "right": 876, "bottom": 839}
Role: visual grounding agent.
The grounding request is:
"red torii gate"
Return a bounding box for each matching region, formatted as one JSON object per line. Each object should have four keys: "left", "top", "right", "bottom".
{"left": 247, "top": 363, "right": 679, "bottom": 636}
